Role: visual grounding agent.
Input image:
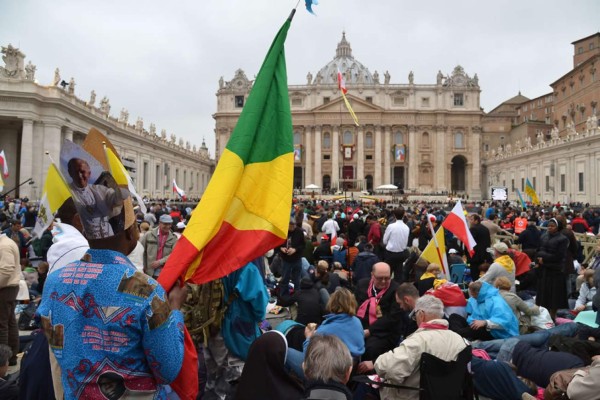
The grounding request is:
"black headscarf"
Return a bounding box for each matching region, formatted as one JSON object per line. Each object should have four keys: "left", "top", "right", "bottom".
{"left": 234, "top": 331, "right": 304, "bottom": 400}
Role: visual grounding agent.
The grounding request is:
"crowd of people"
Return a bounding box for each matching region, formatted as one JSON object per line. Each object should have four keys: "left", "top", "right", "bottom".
{"left": 1, "top": 194, "right": 600, "bottom": 399}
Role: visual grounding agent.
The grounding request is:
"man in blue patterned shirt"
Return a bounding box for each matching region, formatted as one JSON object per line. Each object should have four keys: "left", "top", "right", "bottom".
{"left": 37, "top": 221, "right": 187, "bottom": 399}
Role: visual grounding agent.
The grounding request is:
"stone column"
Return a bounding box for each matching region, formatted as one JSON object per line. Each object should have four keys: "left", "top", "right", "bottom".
{"left": 332, "top": 125, "right": 340, "bottom": 190}
{"left": 374, "top": 125, "right": 382, "bottom": 188}
{"left": 304, "top": 126, "right": 312, "bottom": 186}
{"left": 314, "top": 125, "right": 322, "bottom": 187}
{"left": 19, "top": 120, "right": 34, "bottom": 199}
{"left": 43, "top": 123, "right": 62, "bottom": 178}
{"left": 357, "top": 126, "right": 364, "bottom": 190}
{"left": 435, "top": 125, "right": 447, "bottom": 191}
{"left": 64, "top": 127, "right": 73, "bottom": 142}
{"left": 408, "top": 125, "right": 418, "bottom": 191}
{"left": 470, "top": 127, "right": 482, "bottom": 199}
{"left": 384, "top": 126, "right": 391, "bottom": 184}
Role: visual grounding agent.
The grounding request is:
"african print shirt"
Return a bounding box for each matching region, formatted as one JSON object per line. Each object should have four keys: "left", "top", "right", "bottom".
{"left": 37, "top": 249, "right": 185, "bottom": 400}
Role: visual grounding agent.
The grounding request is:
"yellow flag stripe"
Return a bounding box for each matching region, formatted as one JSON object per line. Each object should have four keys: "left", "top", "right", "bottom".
{"left": 182, "top": 149, "right": 293, "bottom": 251}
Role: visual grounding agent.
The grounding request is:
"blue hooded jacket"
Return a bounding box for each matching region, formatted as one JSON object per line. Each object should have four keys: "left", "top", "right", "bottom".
{"left": 303, "top": 313, "right": 365, "bottom": 357}
{"left": 467, "top": 282, "right": 519, "bottom": 339}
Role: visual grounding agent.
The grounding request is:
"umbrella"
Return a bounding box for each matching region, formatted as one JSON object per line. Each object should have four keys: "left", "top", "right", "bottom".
{"left": 375, "top": 184, "right": 398, "bottom": 190}
{"left": 305, "top": 184, "right": 321, "bottom": 190}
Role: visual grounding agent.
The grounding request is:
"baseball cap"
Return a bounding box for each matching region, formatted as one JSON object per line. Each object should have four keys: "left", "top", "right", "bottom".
{"left": 159, "top": 214, "right": 173, "bottom": 224}
{"left": 448, "top": 248, "right": 458, "bottom": 254}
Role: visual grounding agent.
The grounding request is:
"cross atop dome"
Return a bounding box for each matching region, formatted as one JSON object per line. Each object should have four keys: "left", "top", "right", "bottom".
{"left": 336, "top": 31, "right": 353, "bottom": 59}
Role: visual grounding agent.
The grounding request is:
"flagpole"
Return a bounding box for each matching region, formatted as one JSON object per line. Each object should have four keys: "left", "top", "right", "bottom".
{"left": 45, "top": 151, "right": 71, "bottom": 188}
{"left": 427, "top": 215, "right": 446, "bottom": 275}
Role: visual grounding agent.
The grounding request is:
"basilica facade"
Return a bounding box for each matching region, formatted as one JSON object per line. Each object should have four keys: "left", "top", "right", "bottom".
{"left": 214, "top": 33, "right": 484, "bottom": 198}
{"left": 0, "top": 44, "right": 214, "bottom": 201}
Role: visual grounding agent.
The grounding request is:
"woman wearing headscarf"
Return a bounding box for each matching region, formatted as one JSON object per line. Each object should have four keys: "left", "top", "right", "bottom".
{"left": 235, "top": 331, "right": 304, "bottom": 400}
{"left": 535, "top": 218, "right": 569, "bottom": 320}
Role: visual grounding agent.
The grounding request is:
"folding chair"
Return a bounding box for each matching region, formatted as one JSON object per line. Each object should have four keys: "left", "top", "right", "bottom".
{"left": 450, "top": 263, "right": 467, "bottom": 287}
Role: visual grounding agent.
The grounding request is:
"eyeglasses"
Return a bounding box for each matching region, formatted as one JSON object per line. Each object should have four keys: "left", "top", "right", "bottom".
{"left": 411, "top": 309, "right": 423, "bottom": 321}
{"left": 374, "top": 276, "right": 391, "bottom": 282}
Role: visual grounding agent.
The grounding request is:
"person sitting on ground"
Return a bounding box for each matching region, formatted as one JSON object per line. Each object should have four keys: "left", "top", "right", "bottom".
{"left": 355, "top": 262, "right": 406, "bottom": 362}
{"left": 448, "top": 248, "right": 465, "bottom": 266}
{"left": 494, "top": 276, "right": 540, "bottom": 334}
{"left": 449, "top": 281, "right": 519, "bottom": 341}
{"left": 313, "top": 234, "right": 333, "bottom": 264}
{"left": 0, "top": 344, "right": 18, "bottom": 400}
{"left": 574, "top": 268, "right": 597, "bottom": 313}
{"left": 479, "top": 242, "right": 516, "bottom": 292}
{"left": 417, "top": 263, "right": 448, "bottom": 296}
{"left": 277, "top": 277, "right": 324, "bottom": 326}
{"left": 351, "top": 243, "right": 379, "bottom": 283}
{"left": 360, "top": 296, "right": 469, "bottom": 400}
{"left": 286, "top": 288, "right": 365, "bottom": 379}
{"left": 302, "top": 335, "right": 354, "bottom": 400}
{"left": 235, "top": 331, "right": 304, "bottom": 400}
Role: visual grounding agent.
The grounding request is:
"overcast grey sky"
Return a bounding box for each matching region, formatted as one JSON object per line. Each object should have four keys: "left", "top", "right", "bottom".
{"left": 2, "top": 0, "right": 599, "bottom": 156}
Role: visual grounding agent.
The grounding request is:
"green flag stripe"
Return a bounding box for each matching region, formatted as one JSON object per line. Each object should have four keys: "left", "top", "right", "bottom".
{"left": 225, "top": 19, "right": 294, "bottom": 165}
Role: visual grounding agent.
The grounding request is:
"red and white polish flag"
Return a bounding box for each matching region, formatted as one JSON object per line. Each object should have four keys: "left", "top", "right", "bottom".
{"left": 441, "top": 200, "right": 477, "bottom": 256}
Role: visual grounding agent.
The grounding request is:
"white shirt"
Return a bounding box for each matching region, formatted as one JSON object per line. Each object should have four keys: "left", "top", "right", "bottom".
{"left": 321, "top": 219, "right": 340, "bottom": 237}
{"left": 383, "top": 220, "right": 410, "bottom": 252}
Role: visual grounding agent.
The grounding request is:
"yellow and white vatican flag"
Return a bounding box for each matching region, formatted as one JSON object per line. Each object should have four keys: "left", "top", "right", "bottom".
{"left": 0, "top": 174, "right": 4, "bottom": 192}
{"left": 33, "top": 163, "right": 72, "bottom": 238}
{"left": 420, "top": 226, "right": 449, "bottom": 275}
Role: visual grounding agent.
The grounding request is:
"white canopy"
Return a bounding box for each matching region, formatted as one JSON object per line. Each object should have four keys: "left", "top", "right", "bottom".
{"left": 305, "top": 184, "right": 321, "bottom": 190}
{"left": 376, "top": 184, "right": 398, "bottom": 190}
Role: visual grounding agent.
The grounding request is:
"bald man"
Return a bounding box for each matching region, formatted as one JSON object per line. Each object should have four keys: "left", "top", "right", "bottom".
{"left": 355, "top": 262, "right": 409, "bottom": 361}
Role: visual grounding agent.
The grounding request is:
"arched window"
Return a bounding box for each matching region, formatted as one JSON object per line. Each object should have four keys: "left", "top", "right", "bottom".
{"left": 365, "top": 132, "right": 373, "bottom": 149}
{"left": 454, "top": 132, "right": 464, "bottom": 148}
{"left": 293, "top": 131, "right": 302, "bottom": 145}
{"left": 422, "top": 132, "right": 430, "bottom": 147}
{"left": 343, "top": 130, "right": 353, "bottom": 145}
{"left": 323, "top": 132, "right": 331, "bottom": 149}
{"left": 394, "top": 131, "right": 404, "bottom": 145}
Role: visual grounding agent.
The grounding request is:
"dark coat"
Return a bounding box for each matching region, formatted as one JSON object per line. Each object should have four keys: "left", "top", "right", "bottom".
{"left": 278, "top": 279, "right": 323, "bottom": 325}
{"left": 303, "top": 380, "right": 353, "bottom": 400}
{"left": 516, "top": 225, "right": 541, "bottom": 250}
{"left": 468, "top": 223, "right": 491, "bottom": 267}
{"left": 355, "top": 278, "right": 407, "bottom": 360}
{"left": 536, "top": 230, "right": 569, "bottom": 309}
{"left": 352, "top": 251, "right": 379, "bottom": 282}
{"left": 348, "top": 219, "right": 365, "bottom": 246}
{"left": 512, "top": 341, "right": 584, "bottom": 388}
{"left": 279, "top": 227, "right": 306, "bottom": 263}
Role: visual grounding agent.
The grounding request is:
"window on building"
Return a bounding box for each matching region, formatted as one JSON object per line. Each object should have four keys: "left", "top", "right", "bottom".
{"left": 453, "top": 93, "right": 464, "bottom": 106}
{"left": 365, "top": 132, "right": 373, "bottom": 148}
{"left": 184, "top": 170, "right": 187, "bottom": 190}
{"left": 421, "top": 97, "right": 430, "bottom": 107}
{"left": 323, "top": 97, "right": 330, "bottom": 104}
{"left": 393, "top": 96, "right": 405, "bottom": 106}
{"left": 235, "top": 96, "right": 244, "bottom": 108}
{"left": 293, "top": 131, "right": 302, "bottom": 145}
{"left": 366, "top": 155, "right": 373, "bottom": 160}
{"left": 545, "top": 176, "right": 550, "bottom": 192}
{"left": 323, "top": 154, "right": 330, "bottom": 160}
{"left": 143, "top": 162, "right": 148, "bottom": 189}
{"left": 454, "top": 132, "right": 464, "bottom": 148}
{"left": 155, "top": 165, "right": 160, "bottom": 190}
{"left": 578, "top": 46, "right": 584, "bottom": 54}
{"left": 422, "top": 132, "right": 430, "bottom": 147}
{"left": 533, "top": 177, "right": 536, "bottom": 190}
{"left": 343, "top": 131, "right": 353, "bottom": 145}
{"left": 366, "top": 96, "right": 373, "bottom": 103}
{"left": 484, "top": 144, "right": 489, "bottom": 152}
{"left": 579, "top": 172, "right": 584, "bottom": 192}
{"left": 511, "top": 179, "right": 515, "bottom": 192}
{"left": 521, "top": 178, "right": 524, "bottom": 192}
{"left": 323, "top": 132, "right": 331, "bottom": 148}
{"left": 394, "top": 131, "right": 404, "bottom": 145}
{"left": 591, "top": 43, "right": 595, "bottom": 50}
{"left": 560, "top": 174, "right": 566, "bottom": 192}
{"left": 291, "top": 98, "right": 303, "bottom": 107}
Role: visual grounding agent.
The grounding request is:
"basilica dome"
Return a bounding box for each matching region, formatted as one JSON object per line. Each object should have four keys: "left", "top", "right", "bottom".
{"left": 314, "top": 32, "right": 375, "bottom": 85}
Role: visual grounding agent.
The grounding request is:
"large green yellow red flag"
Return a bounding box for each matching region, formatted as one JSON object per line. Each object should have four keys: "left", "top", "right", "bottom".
{"left": 158, "top": 18, "right": 294, "bottom": 291}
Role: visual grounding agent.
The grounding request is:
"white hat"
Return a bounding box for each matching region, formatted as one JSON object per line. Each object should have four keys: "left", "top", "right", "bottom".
{"left": 448, "top": 248, "right": 458, "bottom": 254}
{"left": 176, "top": 221, "right": 186, "bottom": 229}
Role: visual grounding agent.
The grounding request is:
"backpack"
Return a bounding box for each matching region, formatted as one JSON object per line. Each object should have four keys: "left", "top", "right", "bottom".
{"left": 181, "top": 279, "right": 225, "bottom": 345}
{"left": 544, "top": 367, "right": 586, "bottom": 400}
